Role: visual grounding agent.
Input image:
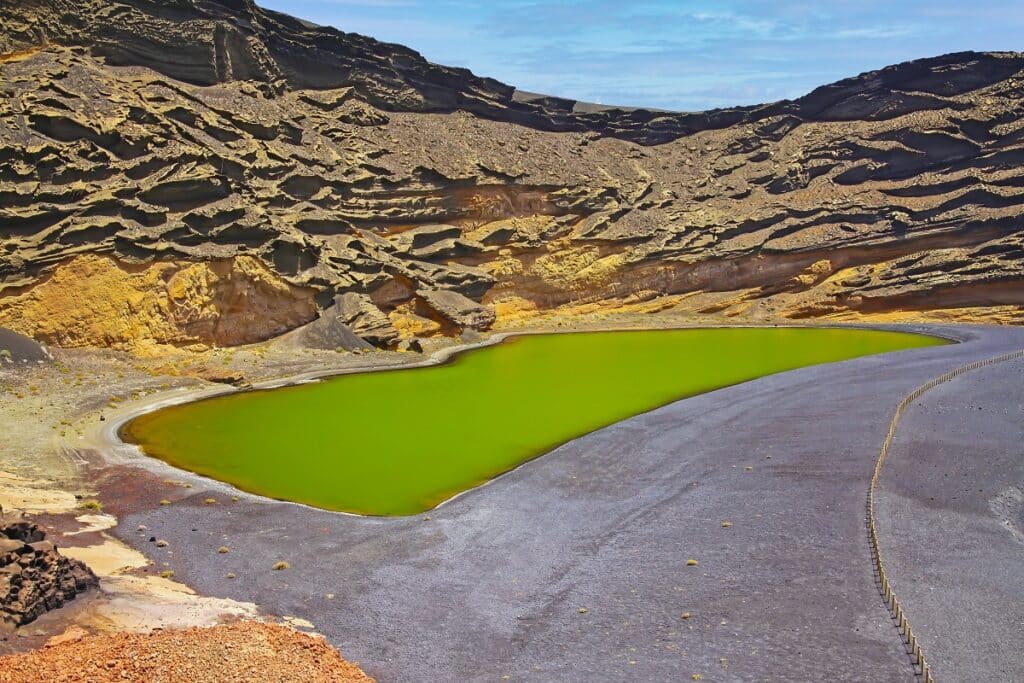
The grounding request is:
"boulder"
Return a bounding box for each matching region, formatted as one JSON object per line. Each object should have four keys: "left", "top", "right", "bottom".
{"left": 335, "top": 293, "right": 400, "bottom": 348}
{"left": 2, "top": 521, "right": 44, "bottom": 544}
{"left": 416, "top": 290, "right": 496, "bottom": 332}
{"left": 397, "top": 338, "right": 423, "bottom": 353}
{"left": 392, "top": 224, "right": 462, "bottom": 251}
{"left": 195, "top": 366, "right": 249, "bottom": 387}
{"left": 0, "top": 537, "right": 24, "bottom": 558}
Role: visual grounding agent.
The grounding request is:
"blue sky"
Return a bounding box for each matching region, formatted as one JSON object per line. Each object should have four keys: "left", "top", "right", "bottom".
{"left": 260, "top": 1, "right": 1023, "bottom": 111}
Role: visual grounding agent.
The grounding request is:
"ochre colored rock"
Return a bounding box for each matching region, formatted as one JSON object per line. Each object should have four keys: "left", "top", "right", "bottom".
{"left": 194, "top": 367, "right": 249, "bottom": 387}
{"left": 0, "top": 255, "right": 317, "bottom": 355}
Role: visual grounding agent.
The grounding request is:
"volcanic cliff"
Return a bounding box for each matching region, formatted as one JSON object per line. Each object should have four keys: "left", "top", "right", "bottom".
{"left": 2, "top": 0, "right": 1024, "bottom": 353}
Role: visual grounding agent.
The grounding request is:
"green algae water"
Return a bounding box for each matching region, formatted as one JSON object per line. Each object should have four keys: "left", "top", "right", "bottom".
{"left": 123, "top": 328, "right": 943, "bottom": 515}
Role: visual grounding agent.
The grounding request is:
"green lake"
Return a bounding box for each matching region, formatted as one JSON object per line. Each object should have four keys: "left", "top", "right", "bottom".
{"left": 122, "top": 327, "right": 944, "bottom": 515}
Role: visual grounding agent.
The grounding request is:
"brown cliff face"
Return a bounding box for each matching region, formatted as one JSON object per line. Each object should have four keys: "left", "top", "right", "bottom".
{"left": 1, "top": 0, "right": 1023, "bottom": 352}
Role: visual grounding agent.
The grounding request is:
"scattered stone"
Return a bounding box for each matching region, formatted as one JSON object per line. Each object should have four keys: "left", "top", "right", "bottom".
{"left": 0, "top": 621, "right": 373, "bottom": 682}
{"left": 397, "top": 338, "right": 423, "bottom": 353}
{"left": 195, "top": 367, "right": 249, "bottom": 387}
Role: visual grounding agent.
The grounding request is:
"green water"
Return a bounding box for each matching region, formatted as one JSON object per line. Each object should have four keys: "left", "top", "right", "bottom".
{"left": 123, "top": 328, "right": 943, "bottom": 515}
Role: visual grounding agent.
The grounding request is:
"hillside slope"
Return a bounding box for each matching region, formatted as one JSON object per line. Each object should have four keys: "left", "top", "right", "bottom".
{"left": 2, "top": 0, "right": 1023, "bottom": 352}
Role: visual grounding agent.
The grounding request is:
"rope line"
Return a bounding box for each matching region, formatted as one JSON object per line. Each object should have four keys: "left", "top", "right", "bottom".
{"left": 867, "top": 348, "right": 1024, "bottom": 683}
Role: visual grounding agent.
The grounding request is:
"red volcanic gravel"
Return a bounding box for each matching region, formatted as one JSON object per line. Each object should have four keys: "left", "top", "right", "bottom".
{"left": 0, "top": 621, "right": 374, "bottom": 683}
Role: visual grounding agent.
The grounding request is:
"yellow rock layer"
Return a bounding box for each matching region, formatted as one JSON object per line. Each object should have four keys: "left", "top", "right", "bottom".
{"left": 388, "top": 302, "right": 442, "bottom": 339}
{"left": 0, "top": 254, "right": 317, "bottom": 355}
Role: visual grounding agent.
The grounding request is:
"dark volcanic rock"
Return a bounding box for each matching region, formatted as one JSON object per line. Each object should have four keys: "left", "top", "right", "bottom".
{"left": 6, "top": 1, "right": 1024, "bottom": 145}
{"left": 1, "top": 0, "right": 1024, "bottom": 350}
{"left": 0, "top": 512, "right": 98, "bottom": 630}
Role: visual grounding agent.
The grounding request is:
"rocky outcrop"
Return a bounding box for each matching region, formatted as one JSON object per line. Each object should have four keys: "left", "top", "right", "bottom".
{"left": 416, "top": 290, "right": 496, "bottom": 333}
{"left": 334, "top": 293, "right": 400, "bottom": 349}
{"left": 1, "top": 513, "right": 98, "bottom": 630}
{"left": 5, "top": 1, "right": 1024, "bottom": 146}
{"left": 1, "top": 0, "right": 1023, "bottom": 352}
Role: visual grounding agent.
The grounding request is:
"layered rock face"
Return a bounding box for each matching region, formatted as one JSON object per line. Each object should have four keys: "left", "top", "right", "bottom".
{"left": 0, "top": 255, "right": 316, "bottom": 353}
{"left": 1, "top": 514, "right": 98, "bottom": 630}
{"left": 1, "top": 0, "right": 1023, "bottom": 352}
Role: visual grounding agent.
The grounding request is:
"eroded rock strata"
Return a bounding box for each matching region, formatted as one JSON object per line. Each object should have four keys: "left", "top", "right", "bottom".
{"left": 2, "top": 0, "right": 1024, "bottom": 353}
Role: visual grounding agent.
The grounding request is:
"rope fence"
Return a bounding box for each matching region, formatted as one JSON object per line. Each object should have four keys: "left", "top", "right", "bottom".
{"left": 866, "top": 348, "right": 1024, "bottom": 683}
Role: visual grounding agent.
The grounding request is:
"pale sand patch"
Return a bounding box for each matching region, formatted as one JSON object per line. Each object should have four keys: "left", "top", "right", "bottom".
{"left": 61, "top": 533, "right": 260, "bottom": 634}
{"left": 61, "top": 535, "right": 148, "bottom": 575}
{"left": 64, "top": 513, "right": 117, "bottom": 536}
{"left": 0, "top": 470, "right": 78, "bottom": 514}
{"left": 79, "top": 575, "right": 259, "bottom": 633}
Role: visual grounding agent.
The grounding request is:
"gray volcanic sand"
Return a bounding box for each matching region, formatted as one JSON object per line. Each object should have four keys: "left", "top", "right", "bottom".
{"left": 101, "top": 324, "right": 1024, "bottom": 682}
{"left": 878, "top": 352, "right": 1024, "bottom": 681}
{"left": 0, "top": 326, "right": 51, "bottom": 363}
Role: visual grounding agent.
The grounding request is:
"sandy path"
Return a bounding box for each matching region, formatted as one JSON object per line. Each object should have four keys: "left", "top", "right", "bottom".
{"left": 877, "top": 350, "right": 1024, "bottom": 680}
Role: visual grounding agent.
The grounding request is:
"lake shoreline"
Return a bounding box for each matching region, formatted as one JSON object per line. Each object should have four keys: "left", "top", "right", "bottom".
{"left": 96, "top": 322, "right": 1024, "bottom": 681}
{"left": 115, "top": 326, "right": 946, "bottom": 516}
{"left": 0, "top": 317, "right": 972, "bottom": 657}
{"left": 97, "top": 322, "right": 955, "bottom": 518}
